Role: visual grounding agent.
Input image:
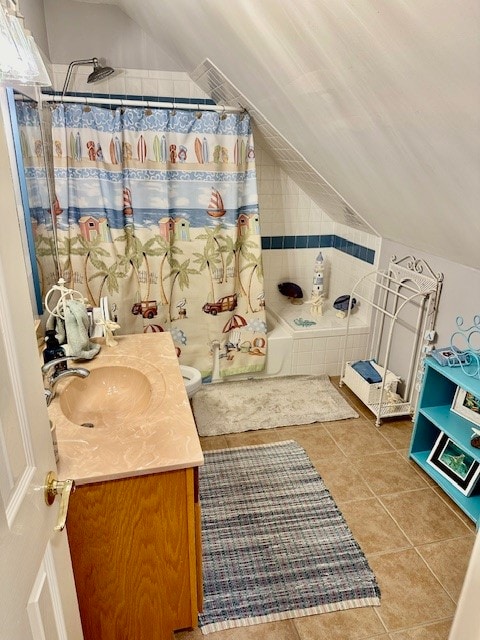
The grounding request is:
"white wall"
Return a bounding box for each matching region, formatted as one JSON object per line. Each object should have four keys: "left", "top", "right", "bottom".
{"left": 378, "top": 238, "right": 480, "bottom": 385}
{"left": 44, "top": 0, "right": 183, "bottom": 71}
{"left": 20, "top": 0, "right": 50, "bottom": 58}
{"left": 106, "top": 0, "right": 480, "bottom": 271}
{"left": 380, "top": 239, "right": 480, "bottom": 348}
{"left": 450, "top": 531, "right": 480, "bottom": 640}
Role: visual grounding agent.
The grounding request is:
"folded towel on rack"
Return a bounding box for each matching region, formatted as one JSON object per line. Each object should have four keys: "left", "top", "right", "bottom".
{"left": 63, "top": 299, "right": 101, "bottom": 360}
{"left": 351, "top": 360, "right": 382, "bottom": 384}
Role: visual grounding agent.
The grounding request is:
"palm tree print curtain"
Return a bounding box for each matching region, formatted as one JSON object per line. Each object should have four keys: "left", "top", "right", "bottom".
{"left": 50, "top": 103, "right": 266, "bottom": 378}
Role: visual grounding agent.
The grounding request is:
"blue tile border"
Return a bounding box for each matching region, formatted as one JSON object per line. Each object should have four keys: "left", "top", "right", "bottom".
{"left": 42, "top": 89, "right": 217, "bottom": 106}
{"left": 262, "top": 234, "right": 375, "bottom": 264}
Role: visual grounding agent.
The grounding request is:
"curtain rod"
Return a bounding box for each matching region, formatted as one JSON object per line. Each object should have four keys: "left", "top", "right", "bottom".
{"left": 41, "top": 93, "right": 244, "bottom": 114}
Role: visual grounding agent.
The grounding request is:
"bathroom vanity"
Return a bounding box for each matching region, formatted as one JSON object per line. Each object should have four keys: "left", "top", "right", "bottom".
{"left": 49, "top": 333, "right": 204, "bottom": 640}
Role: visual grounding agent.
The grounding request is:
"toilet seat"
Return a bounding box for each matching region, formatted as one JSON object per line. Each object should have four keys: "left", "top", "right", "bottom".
{"left": 180, "top": 365, "right": 202, "bottom": 398}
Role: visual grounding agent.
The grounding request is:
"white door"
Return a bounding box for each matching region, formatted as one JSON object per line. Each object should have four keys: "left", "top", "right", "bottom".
{"left": 449, "top": 530, "right": 480, "bottom": 639}
{"left": 0, "top": 93, "right": 83, "bottom": 639}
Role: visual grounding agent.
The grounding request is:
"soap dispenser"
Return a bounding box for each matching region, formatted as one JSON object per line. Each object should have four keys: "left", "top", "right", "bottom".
{"left": 43, "top": 329, "right": 66, "bottom": 370}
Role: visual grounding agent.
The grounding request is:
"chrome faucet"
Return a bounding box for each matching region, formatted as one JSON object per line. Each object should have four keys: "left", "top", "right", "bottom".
{"left": 42, "top": 356, "right": 90, "bottom": 406}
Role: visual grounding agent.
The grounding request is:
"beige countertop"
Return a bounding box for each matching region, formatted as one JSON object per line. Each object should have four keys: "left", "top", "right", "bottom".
{"left": 48, "top": 332, "right": 204, "bottom": 486}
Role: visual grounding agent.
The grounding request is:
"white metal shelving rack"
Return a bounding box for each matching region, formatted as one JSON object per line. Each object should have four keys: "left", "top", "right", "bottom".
{"left": 340, "top": 255, "right": 444, "bottom": 426}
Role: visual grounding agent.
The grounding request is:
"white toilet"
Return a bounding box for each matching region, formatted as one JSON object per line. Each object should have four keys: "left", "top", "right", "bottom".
{"left": 180, "top": 365, "right": 202, "bottom": 399}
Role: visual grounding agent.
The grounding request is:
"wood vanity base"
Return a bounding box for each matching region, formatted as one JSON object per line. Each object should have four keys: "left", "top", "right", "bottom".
{"left": 67, "top": 467, "right": 202, "bottom": 640}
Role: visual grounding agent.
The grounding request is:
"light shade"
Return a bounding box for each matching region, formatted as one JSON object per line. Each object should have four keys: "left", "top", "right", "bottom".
{"left": 0, "top": 5, "right": 50, "bottom": 86}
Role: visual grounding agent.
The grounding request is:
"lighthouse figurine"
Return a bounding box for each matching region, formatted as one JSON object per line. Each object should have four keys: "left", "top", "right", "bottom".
{"left": 307, "top": 251, "right": 325, "bottom": 316}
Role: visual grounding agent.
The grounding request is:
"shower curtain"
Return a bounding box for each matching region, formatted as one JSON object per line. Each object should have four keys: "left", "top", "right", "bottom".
{"left": 49, "top": 103, "right": 266, "bottom": 378}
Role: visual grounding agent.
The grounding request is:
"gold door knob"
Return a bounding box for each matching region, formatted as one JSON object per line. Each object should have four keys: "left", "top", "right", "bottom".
{"left": 44, "top": 471, "right": 75, "bottom": 531}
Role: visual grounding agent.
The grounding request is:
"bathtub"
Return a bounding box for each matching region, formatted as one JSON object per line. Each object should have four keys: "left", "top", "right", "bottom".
{"left": 262, "top": 309, "right": 293, "bottom": 376}
{"left": 267, "top": 301, "right": 370, "bottom": 377}
{"left": 221, "top": 301, "right": 370, "bottom": 380}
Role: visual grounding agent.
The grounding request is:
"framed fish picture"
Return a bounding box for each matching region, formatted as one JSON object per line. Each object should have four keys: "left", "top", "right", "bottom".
{"left": 451, "top": 387, "right": 480, "bottom": 428}
{"left": 427, "top": 432, "right": 480, "bottom": 496}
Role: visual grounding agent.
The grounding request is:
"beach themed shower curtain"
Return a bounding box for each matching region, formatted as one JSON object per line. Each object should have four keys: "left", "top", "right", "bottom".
{"left": 49, "top": 103, "right": 266, "bottom": 377}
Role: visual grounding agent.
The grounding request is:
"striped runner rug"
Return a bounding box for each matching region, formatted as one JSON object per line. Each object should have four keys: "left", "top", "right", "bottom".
{"left": 199, "top": 440, "right": 380, "bottom": 634}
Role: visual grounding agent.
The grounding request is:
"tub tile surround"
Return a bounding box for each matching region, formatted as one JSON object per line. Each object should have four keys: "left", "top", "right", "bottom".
{"left": 262, "top": 233, "right": 375, "bottom": 264}
{"left": 262, "top": 244, "right": 374, "bottom": 377}
{"left": 256, "top": 140, "right": 379, "bottom": 376}
{"left": 267, "top": 303, "right": 369, "bottom": 377}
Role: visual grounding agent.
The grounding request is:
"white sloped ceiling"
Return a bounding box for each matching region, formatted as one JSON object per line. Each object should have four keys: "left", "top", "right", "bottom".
{"left": 80, "top": 0, "right": 480, "bottom": 269}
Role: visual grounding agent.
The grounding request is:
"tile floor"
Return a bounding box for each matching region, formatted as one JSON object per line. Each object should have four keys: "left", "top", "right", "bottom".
{"left": 176, "top": 379, "right": 475, "bottom": 640}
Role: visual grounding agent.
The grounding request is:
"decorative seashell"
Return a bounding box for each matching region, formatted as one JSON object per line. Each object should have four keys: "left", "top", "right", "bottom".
{"left": 333, "top": 295, "right": 357, "bottom": 312}
{"left": 278, "top": 282, "right": 303, "bottom": 299}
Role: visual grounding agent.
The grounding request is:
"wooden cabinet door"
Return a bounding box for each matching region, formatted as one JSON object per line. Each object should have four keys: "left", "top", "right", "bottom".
{"left": 67, "top": 469, "right": 199, "bottom": 640}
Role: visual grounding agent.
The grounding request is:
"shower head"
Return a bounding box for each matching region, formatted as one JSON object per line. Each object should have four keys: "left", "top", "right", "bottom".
{"left": 87, "top": 58, "right": 114, "bottom": 84}
{"left": 61, "top": 57, "right": 115, "bottom": 97}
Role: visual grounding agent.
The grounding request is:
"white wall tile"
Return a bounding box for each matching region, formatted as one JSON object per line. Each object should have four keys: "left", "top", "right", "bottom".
{"left": 107, "top": 75, "right": 126, "bottom": 95}
{"left": 49, "top": 65, "right": 201, "bottom": 101}
{"left": 141, "top": 78, "right": 159, "bottom": 96}
{"left": 125, "top": 76, "right": 142, "bottom": 95}
{"left": 297, "top": 339, "right": 313, "bottom": 353}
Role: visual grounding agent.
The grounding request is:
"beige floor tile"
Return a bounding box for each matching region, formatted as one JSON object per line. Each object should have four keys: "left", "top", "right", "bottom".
{"left": 339, "top": 498, "right": 411, "bottom": 555}
{"left": 293, "top": 606, "right": 385, "bottom": 639}
{"left": 322, "top": 416, "right": 363, "bottom": 429}
{"left": 224, "top": 426, "right": 298, "bottom": 448}
{"left": 388, "top": 618, "right": 453, "bottom": 639}
{"left": 368, "top": 549, "right": 456, "bottom": 631}
{"left": 200, "top": 435, "right": 230, "bottom": 451}
{"left": 432, "top": 487, "right": 477, "bottom": 531}
{"left": 407, "top": 458, "right": 437, "bottom": 486}
{"left": 353, "top": 453, "right": 429, "bottom": 495}
{"left": 176, "top": 619, "right": 300, "bottom": 639}
{"left": 324, "top": 420, "right": 394, "bottom": 457}
{"left": 313, "top": 457, "right": 374, "bottom": 503}
{"left": 376, "top": 420, "right": 413, "bottom": 450}
{"left": 417, "top": 535, "right": 475, "bottom": 602}
{"left": 225, "top": 423, "right": 344, "bottom": 461}
{"left": 380, "top": 489, "right": 472, "bottom": 545}
{"left": 278, "top": 424, "right": 345, "bottom": 459}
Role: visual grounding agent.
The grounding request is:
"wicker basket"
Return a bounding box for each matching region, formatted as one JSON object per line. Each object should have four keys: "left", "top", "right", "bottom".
{"left": 342, "top": 361, "right": 399, "bottom": 406}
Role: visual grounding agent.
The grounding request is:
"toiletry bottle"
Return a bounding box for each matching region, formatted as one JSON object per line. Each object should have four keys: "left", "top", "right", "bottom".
{"left": 43, "top": 329, "right": 67, "bottom": 371}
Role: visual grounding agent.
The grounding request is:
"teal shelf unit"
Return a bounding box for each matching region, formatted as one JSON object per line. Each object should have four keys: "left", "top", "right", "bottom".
{"left": 409, "top": 357, "right": 480, "bottom": 526}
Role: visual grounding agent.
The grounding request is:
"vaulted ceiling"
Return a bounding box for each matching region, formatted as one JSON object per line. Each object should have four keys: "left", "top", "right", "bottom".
{"left": 61, "top": 2, "right": 480, "bottom": 268}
